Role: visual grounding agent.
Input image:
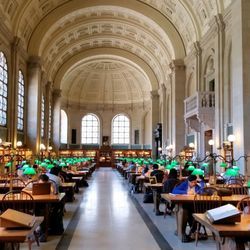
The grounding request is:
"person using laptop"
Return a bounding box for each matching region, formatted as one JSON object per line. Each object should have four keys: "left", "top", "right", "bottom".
{"left": 46, "top": 166, "right": 62, "bottom": 194}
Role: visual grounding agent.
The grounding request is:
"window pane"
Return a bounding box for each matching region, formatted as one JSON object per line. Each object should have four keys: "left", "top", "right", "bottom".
{"left": 81, "top": 114, "right": 100, "bottom": 144}
{"left": 112, "top": 114, "right": 130, "bottom": 144}
{"left": 17, "top": 70, "right": 25, "bottom": 131}
{"left": 0, "top": 52, "right": 7, "bottom": 126}
{"left": 61, "top": 110, "right": 68, "bottom": 143}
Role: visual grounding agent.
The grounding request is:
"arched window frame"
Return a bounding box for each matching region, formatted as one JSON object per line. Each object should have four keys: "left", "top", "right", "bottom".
{"left": 81, "top": 114, "right": 100, "bottom": 144}
{"left": 17, "top": 70, "right": 25, "bottom": 131}
{"left": 0, "top": 51, "right": 8, "bottom": 126}
{"left": 60, "top": 109, "right": 68, "bottom": 144}
{"left": 112, "top": 114, "right": 130, "bottom": 144}
{"left": 41, "top": 95, "right": 45, "bottom": 138}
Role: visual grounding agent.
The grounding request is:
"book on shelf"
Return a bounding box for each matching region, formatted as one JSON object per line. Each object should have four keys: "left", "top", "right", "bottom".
{"left": 206, "top": 204, "right": 241, "bottom": 224}
{"left": 0, "top": 209, "right": 36, "bottom": 228}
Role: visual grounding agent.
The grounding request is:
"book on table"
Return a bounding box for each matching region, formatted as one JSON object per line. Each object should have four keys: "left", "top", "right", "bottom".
{"left": 0, "top": 209, "right": 36, "bottom": 228}
{"left": 206, "top": 204, "right": 241, "bottom": 224}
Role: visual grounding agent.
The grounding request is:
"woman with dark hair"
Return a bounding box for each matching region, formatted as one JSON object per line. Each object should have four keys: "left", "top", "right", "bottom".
{"left": 162, "top": 168, "right": 179, "bottom": 215}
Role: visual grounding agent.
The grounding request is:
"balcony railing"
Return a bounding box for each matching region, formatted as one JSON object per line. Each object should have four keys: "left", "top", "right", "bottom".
{"left": 184, "top": 91, "right": 215, "bottom": 118}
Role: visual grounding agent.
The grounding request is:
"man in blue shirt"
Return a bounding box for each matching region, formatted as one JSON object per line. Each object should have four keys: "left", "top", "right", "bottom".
{"left": 172, "top": 175, "right": 205, "bottom": 242}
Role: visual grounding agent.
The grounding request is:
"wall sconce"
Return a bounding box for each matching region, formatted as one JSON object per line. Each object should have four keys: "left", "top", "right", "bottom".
{"left": 40, "top": 143, "right": 46, "bottom": 161}
{"left": 189, "top": 142, "right": 195, "bottom": 149}
{"left": 166, "top": 144, "right": 173, "bottom": 157}
{"left": 208, "top": 139, "right": 214, "bottom": 153}
{"left": 16, "top": 141, "right": 22, "bottom": 148}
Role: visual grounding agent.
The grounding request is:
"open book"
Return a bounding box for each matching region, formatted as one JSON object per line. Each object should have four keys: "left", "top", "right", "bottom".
{"left": 0, "top": 209, "right": 36, "bottom": 228}
{"left": 206, "top": 204, "right": 241, "bottom": 224}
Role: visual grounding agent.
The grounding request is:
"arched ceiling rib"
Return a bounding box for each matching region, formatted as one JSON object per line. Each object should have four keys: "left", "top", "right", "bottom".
{"left": 0, "top": 0, "right": 232, "bottom": 107}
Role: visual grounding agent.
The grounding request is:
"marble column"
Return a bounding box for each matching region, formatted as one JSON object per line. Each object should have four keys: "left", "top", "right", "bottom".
{"left": 213, "top": 14, "right": 225, "bottom": 153}
{"left": 27, "top": 56, "right": 42, "bottom": 155}
{"left": 161, "top": 83, "right": 167, "bottom": 154}
{"left": 169, "top": 59, "right": 186, "bottom": 155}
{"left": 52, "top": 89, "right": 62, "bottom": 152}
{"left": 231, "top": 0, "right": 250, "bottom": 174}
{"left": 151, "top": 90, "right": 159, "bottom": 159}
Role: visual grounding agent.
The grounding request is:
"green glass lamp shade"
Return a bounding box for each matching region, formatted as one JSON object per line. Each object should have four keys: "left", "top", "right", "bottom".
{"left": 171, "top": 160, "right": 178, "bottom": 166}
{"left": 47, "top": 164, "right": 54, "bottom": 169}
{"left": 21, "top": 164, "right": 30, "bottom": 170}
{"left": 44, "top": 159, "right": 51, "bottom": 163}
{"left": 232, "top": 165, "right": 240, "bottom": 171}
{"left": 21, "top": 160, "right": 27, "bottom": 165}
{"left": 247, "top": 181, "right": 250, "bottom": 188}
{"left": 220, "top": 162, "right": 227, "bottom": 168}
{"left": 224, "top": 168, "right": 238, "bottom": 177}
{"left": 40, "top": 162, "right": 47, "bottom": 168}
{"left": 59, "top": 162, "right": 67, "bottom": 167}
{"left": 202, "top": 162, "right": 209, "bottom": 168}
{"left": 5, "top": 162, "right": 12, "bottom": 167}
{"left": 187, "top": 165, "right": 195, "bottom": 171}
{"left": 166, "top": 164, "right": 173, "bottom": 170}
{"left": 23, "top": 167, "right": 36, "bottom": 175}
{"left": 191, "top": 169, "right": 204, "bottom": 176}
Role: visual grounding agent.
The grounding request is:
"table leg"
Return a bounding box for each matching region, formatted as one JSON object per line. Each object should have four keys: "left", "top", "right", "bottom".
{"left": 152, "top": 189, "right": 163, "bottom": 215}
{"left": 214, "top": 236, "right": 245, "bottom": 250}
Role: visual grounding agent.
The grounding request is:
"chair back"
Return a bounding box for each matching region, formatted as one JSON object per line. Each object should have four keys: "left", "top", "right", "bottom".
{"left": 2, "top": 190, "right": 35, "bottom": 215}
{"left": 226, "top": 183, "right": 248, "bottom": 195}
{"left": 237, "top": 196, "right": 250, "bottom": 214}
{"left": 194, "top": 187, "right": 222, "bottom": 213}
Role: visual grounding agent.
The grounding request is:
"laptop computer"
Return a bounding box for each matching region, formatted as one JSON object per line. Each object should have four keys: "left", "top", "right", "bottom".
{"left": 32, "top": 182, "right": 51, "bottom": 195}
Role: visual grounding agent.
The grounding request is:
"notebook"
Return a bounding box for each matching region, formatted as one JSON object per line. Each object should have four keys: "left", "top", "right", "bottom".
{"left": 32, "top": 182, "right": 51, "bottom": 195}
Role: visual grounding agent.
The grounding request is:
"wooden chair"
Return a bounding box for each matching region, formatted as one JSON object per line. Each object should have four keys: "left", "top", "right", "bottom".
{"left": 237, "top": 196, "right": 250, "bottom": 248}
{"left": 2, "top": 190, "right": 39, "bottom": 250}
{"left": 237, "top": 196, "right": 250, "bottom": 214}
{"left": 193, "top": 187, "right": 222, "bottom": 246}
{"left": 3, "top": 178, "right": 26, "bottom": 193}
{"left": 226, "top": 183, "right": 248, "bottom": 195}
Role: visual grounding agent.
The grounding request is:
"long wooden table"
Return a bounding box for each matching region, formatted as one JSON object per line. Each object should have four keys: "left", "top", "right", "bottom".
{"left": 144, "top": 183, "right": 163, "bottom": 215}
{"left": 0, "top": 192, "right": 65, "bottom": 242}
{"left": 0, "top": 216, "right": 43, "bottom": 249}
{"left": 193, "top": 213, "right": 250, "bottom": 250}
{"left": 161, "top": 193, "right": 248, "bottom": 240}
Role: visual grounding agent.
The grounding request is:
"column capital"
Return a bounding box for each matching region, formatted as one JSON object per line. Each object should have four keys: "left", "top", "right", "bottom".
{"left": 53, "top": 89, "right": 62, "bottom": 98}
{"left": 28, "top": 56, "right": 42, "bottom": 69}
{"left": 169, "top": 59, "right": 185, "bottom": 72}
{"left": 150, "top": 90, "right": 159, "bottom": 99}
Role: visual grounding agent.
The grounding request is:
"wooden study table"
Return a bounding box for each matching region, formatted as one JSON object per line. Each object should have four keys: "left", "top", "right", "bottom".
{"left": 0, "top": 192, "right": 65, "bottom": 242}
{"left": 0, "top": 216, "right": 43, "bottom": 249}
{"left": 161, "top": 193, "right": 248, "bottom": 240}
{"left": 193, "top": 213, "right": 250, "bottom": 250}
{"left": 144, "top": 183, "right": 163, "bottom": 215}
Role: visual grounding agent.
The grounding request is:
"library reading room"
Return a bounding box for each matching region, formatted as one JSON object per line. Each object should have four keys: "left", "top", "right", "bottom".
{"left": 0, "top": 0, "right": 250, "bottom": 250}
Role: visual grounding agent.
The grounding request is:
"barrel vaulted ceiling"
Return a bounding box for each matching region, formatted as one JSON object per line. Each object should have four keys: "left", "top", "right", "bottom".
{"left": 0, "top": 0, "right": 231, "bottom": 106}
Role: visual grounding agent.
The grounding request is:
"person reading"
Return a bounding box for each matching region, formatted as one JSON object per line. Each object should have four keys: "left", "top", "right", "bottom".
{"left": 172, "top": 175, "right": 205, "bottom": 242}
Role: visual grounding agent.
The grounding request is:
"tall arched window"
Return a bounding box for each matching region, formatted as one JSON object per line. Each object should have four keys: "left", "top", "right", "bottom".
{"left": 48, "top": 103, "right": 52, "bottom": 140}
{"left": 0, "top": 51, "right": 8, "bottom": 126}
{"left": 81, "top": 114, "right": 99, "bottom": 144}
{"left": 60, "top": 109, "right": 68, "bottom": 143}
{"left": 112, "top": 114, "right": 130, "bottom": 144}
{"left": 17, "top": 70, "right": 24, "bottom": 131}
{"left": 41, "top": 95, "right": 45, "bottom": 137}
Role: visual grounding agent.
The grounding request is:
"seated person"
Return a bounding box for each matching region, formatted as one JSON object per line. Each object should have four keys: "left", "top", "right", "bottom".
{"left": 172, "top": 175, "right": 205, "bottom": 242}
{"left": 150, "top": 164, "right": 164, "bottom": 183}
{"left": 46, "top": 166, "right": 62, "bottom": 194}
{"left": 162, "top": 168, "right": 179, "bottom": 215}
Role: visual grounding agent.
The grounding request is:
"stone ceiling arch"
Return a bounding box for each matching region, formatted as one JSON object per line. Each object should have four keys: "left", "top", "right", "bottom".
{"left": 54, "top": 47, "right": 158, "bottom": 92}
{"left": 26, "top": 0, "right": 185, "bottom": 59}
